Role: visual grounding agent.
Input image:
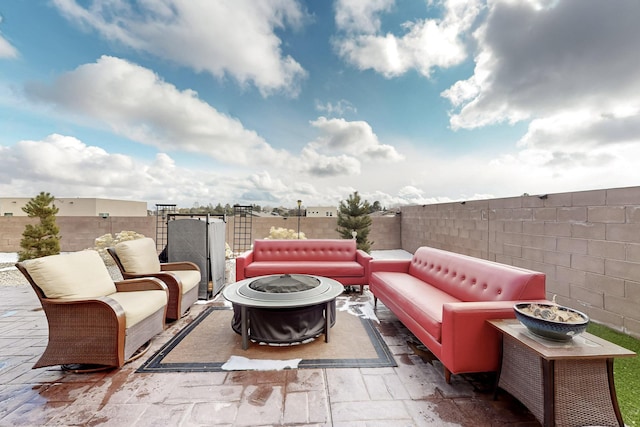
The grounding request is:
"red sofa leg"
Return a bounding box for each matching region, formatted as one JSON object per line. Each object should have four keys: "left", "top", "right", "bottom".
{"left": 444, "top": 367, "right": 451, "bottom": 384}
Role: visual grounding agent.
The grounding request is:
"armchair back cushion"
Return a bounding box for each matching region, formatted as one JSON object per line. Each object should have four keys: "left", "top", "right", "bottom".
{"left": 24, "top": 250, "right": 116, "bottom": 299}
{"left": 114, "top": 237, "right": 161, "bottom": 274}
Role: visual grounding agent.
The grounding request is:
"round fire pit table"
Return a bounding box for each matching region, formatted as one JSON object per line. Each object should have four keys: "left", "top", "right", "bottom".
{"left": 222, "top": 274, "right": 344, "bottom": 349}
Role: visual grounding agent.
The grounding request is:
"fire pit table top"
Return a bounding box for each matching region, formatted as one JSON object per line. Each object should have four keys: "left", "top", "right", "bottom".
{"left": 223, "top": 274, "right": 344, "bottom": 308}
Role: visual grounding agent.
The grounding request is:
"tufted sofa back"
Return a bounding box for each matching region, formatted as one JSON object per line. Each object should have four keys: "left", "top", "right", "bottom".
{"left": 252, "top": 239, "right": 357, "bottom": 262}
{"left": 408, "top": 247, "right": 545, "bottom": 302}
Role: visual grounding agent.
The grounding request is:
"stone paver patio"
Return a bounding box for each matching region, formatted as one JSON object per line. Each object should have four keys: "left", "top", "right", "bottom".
{"left": 0, "top": 279, "right": 540, "bottom": 426}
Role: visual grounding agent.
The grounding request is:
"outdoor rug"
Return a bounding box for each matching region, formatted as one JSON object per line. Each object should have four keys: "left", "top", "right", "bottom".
{"left": 137, "top": 306, "right": 396, "bottom": 373}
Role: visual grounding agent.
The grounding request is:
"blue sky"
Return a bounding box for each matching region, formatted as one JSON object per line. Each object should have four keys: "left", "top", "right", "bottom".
{"left": 1, "top": 0, "right": 639, "bottom": 210}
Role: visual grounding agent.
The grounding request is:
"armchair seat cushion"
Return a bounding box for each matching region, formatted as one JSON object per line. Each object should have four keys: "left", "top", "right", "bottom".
{"left": 109, "top": 290, "right": 169, "bottom": 327}
{"left": 24, "top": 251, "right": 116, "bottom": 299}
{"left": 170, "top": 270, "right": 201, "bottom": 294}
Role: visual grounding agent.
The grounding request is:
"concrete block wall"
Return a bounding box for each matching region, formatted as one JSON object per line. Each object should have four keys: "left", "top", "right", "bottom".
{"left": 0, "top": 216, "right": 156, "bottom": 252}
{"left": 400, "top": 186, "right": 640, "bottom": 338}
{"left": 0, "top": 217, "right": 39, "bottom": 251}
{"left": 56, "top": 216, "right": 156, "bottom": 251}
{"left": 0, "top": 214, "right": 400, "bottom": 253}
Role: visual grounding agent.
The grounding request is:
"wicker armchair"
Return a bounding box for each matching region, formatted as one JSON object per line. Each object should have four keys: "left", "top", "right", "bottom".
{"left": 107, "top": 237, "right": 200, "bottom": 321}
{"left": 17, "top": 250, "right": 168, "bottom": 369}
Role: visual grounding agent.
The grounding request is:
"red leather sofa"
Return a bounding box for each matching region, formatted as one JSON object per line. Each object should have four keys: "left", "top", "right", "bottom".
{"left": 235, "top": 239, "right": 372, "bottom": 292}
{"left": 369, "top": 246, "right": 547, "bottom": 382}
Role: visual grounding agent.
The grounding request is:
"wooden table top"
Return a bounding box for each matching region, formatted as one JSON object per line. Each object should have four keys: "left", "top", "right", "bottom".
{"left": 489, "top": 319, "right": 636, "bottom": 360}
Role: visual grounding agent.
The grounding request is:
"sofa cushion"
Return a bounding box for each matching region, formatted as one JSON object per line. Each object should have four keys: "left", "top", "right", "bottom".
{"left": 245, "top": 261, "right": 364, "bottom": 278}
{"left": 108, "top": 289, "right": 168, "bottom": 327}
{"left": 371, "top": 271, "right": 461, "bottom": 342}
{"left": 407, "top": 247, "right": 545, "bottom": 302}
{"left": 252, "top": 239, "right": 357, "bottom": 262}
{"left": 24, "top": 250, "right": 117, "bottom": 299}
{"left": 115, "top": 238, "right": 161, "bottom": 274}
{"left": 169, "top": 269, "right": 201, "bottom": 293}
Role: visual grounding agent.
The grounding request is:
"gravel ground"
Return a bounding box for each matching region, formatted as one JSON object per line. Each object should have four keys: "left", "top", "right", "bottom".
{"left": 0, "top": 262, "right": 28, "bottom": 287}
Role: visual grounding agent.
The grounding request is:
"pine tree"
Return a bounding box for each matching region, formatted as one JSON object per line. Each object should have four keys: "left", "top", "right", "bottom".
{"left": 18, "top": 192, "right": 61, "bottom": 261}
{"left": 336, "top": 191, "right": 373, "bottom": 253}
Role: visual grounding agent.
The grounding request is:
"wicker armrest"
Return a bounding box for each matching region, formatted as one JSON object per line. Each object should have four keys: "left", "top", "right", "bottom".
{"left": 35, "top": 295, "right": 128, "bottom": 368}
{"left": 43, "top": 295, "right": 123, "bottom": 312}
{"left": 115, "top": 277, "right": 168, "bottom": 292}
{"left": 160, "top": 261, "right": 200, "bottom": 272}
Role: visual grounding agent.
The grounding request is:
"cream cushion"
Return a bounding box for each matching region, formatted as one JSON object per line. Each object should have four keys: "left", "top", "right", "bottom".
{"left": 115, "top": 238, "right": 161, "bottom": 274}
{"left": 171, "top": 270, "right": 201, "bottom": 293}
{"left": 25, "top": 250, "right": 116, "bottom": 299}
{"left": 109, "top": 290, "right": 167, "bottom": 327}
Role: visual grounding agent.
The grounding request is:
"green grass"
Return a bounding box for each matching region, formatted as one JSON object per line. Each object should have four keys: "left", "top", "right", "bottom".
{"left": 587, "top": 322, "right": 640, "bottom": 427}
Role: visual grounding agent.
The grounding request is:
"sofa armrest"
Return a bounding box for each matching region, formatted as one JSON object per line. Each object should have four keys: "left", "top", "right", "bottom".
{"left": 440, "top": 300, "right": 548, "bottom": 374}
{"left": 235, "top": 250, "right": 254, "bottom": 281}
{"left": 370, "top": 259, "right": 410, "bottom": 273}
{"left": 161, "top": 261, "right": 200, "bottom": 272}
{"left": 115, "top": 277, "right": 169, "bottom": 293}
{"left": 356, "top": 250, "right": 373, "bottom": 279}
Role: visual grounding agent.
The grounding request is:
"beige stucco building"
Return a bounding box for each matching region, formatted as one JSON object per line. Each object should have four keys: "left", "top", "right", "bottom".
{"left": 306, "top": 206, "right": 337, "bottom": 217}
{"left": 0, "top": 197, "right": 148, "bottom": 217}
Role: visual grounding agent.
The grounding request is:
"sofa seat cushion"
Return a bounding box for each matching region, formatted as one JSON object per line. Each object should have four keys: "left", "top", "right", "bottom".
{"left": 114, "top": 238, "right": 161, "bottom": 274}
{"left": 108, "top": 290, "right": 168, "bottom": 328}
{"left": 245, "top": 261, "right": 364, "bottom": 278}
{"left": 25, "top": 250, "right": 117, "bottom": 299}
{"left": 372, "top": 272, "right": 461, "bottom": 342}
{"left": 169, "top": 270, "right": 201, "bottom": 293}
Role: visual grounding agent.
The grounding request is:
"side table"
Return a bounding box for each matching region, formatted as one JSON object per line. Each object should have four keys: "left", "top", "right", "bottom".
{"left": 489, "top": 319, "right": 635, "bottom": 427}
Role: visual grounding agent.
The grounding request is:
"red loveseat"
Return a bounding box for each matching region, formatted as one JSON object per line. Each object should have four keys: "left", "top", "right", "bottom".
{"left": 235, "top": 239, "right": 372, "bottom": 293}
{"left": 369, "top": 246, "right": 547, "bottom": 382}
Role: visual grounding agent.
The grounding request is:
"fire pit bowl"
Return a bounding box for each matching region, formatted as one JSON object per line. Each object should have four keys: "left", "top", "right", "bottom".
{"left": 514, "top": 302, "right": 589, "bottom": 341}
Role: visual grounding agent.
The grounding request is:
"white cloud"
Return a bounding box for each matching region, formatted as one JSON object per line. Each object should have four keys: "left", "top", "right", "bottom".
{"left": 334, "top": 0, "right": 395, "bottom": 34}
{"left": 24, "top": 56, "right": 289, "bottom": 167}
{"left": 52, "top": 0, "right": 308, "bottom": 97}
{"left": 443, "top": 0, "right": 640, "bottom": 129}
{"left": 518, "top": 109, "right": 640, "bottom": 151}
{"left": 299, "top": 146, "right": 362, "bottom": 177}
{"left": 0, "top": 35, "right": 18, "bottom": 58}
{"left": 0, "top": 134, "right": 285, "bottom": 206}
{"left": 309, "top": 116, "right": 404, "bottom": 161}
{"left": 1, "top": 134, "right": 159, "bottom": 196}
{"left": 442, "top": 0, "right": 640, "bottom": 170}
{"left": 334, "top": 0, "right": 482, "bottom": 78}
{"left": 0, "top": 133, "right": 368, "bottom": 208}
{"left": 3, "top": 130, "right": 638, "bottom": 211}
{"left": 0, "top": 15, "right": 18, "bottom": 58}
{"left": 315, "top": 99, "right": 357, "bottom": 116}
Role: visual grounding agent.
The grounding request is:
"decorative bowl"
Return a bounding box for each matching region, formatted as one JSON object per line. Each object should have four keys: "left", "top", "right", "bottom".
{"left": 514, "top": 303, "right": 589, "bottom": 341}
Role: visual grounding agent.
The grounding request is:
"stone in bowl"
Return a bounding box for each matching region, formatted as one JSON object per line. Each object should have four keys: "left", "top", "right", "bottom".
{"left": 514, "top": 302, "right": 589, "bottom": 341}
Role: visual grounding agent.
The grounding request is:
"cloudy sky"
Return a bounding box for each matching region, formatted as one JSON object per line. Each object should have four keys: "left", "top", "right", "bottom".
{"left": 1, "top": 0, "right": 639, "bottom": 210}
